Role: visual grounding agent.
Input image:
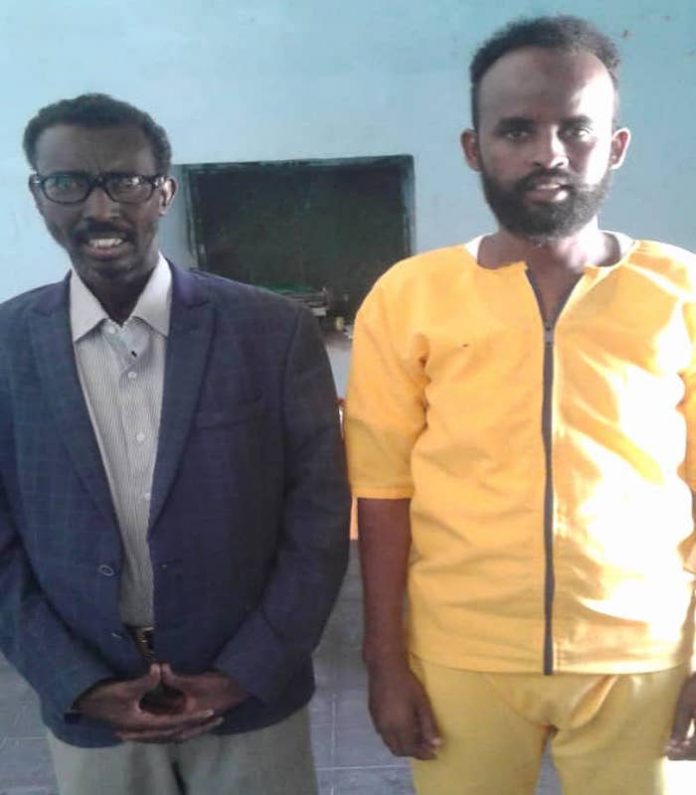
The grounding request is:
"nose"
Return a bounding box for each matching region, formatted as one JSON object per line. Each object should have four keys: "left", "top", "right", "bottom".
{"left": 82, "top": 185, "right": 120, "bottom": 221}
{"left": 531, "top": 130, "right": 569, "bottom": 170}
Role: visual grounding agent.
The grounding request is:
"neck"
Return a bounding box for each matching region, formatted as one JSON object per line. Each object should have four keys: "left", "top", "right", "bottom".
{"left": 96, "top": 281, "right": 148, "bottom": 325}
{"left": 84, "top": 264, "right": 156, "bottom": 325}
{"left": 479, "top": 220, "right": 619, "bottom": 274}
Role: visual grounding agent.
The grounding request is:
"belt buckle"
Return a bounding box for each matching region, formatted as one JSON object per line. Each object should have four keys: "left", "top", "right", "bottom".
{"left": 130, "top": 625, "right": 155, "bottom": 662}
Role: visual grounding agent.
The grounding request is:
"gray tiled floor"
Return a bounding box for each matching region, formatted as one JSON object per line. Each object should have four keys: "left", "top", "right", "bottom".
{"left": 0, "top": 653, "right": 57, "bottom": 795}
{"left": 0, "top": 544, "right": 561, "bottom": 794}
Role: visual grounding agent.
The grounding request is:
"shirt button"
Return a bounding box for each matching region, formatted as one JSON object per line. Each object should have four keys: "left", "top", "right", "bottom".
{"left": 98, "top": 564, "right": 115, "bottom": 577}
{"left": 105, "top": 325, "right": 117, "bottom": 335}
{"left": 127, "top": 371, "right": 138, "bottom": 380}
{"left": 144, "top": 492, "right": 151, "bottom": 501}
{"left": 135, "top": 432, "right": 146, "bottom": 443}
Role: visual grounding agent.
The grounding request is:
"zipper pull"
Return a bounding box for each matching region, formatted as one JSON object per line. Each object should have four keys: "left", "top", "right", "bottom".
{"left": 544, "top": 324, "right": 554, "bottom": 345}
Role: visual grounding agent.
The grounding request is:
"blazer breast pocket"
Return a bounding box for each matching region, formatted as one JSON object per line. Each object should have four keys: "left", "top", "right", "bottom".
{"left": 193, "top": 396, "right": 265, "bottom": 428}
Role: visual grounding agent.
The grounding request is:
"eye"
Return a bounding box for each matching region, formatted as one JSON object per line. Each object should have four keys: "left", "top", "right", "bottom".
{"left": 46, "top": 174, "right": 84, "bottom": 194}
{"left": 563, "top": 125, "right": 593, "bottom": 141}
{"left": 105, "top": 174, "right": 153, "bottom": 201}
{"left": 109, "top": 175, "right": 145, "bottom": 191}
{"left": 505, "top": 129, "right": 529, "bottom": 141}
{"left": 496, "top": 125, "right": 533, "bottom": 142}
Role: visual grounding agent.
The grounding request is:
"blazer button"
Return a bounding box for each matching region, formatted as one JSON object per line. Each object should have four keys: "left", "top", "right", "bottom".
{"left": 98, "top": 564, "right": 115, "bottom": 577}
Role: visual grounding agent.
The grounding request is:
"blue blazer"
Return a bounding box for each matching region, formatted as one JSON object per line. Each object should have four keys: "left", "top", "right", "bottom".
{"left": 0, "top": 264, "right": 350, "bottom": 746}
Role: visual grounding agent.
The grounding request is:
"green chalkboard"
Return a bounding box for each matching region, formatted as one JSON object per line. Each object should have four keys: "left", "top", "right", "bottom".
{"left": 182, "top": 155, "right": 414, "bottom": 319}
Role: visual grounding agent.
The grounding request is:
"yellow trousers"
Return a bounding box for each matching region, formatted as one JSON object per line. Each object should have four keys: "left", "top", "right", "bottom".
{"left": 410, "top": 656, "right": 695, "bottom": 795}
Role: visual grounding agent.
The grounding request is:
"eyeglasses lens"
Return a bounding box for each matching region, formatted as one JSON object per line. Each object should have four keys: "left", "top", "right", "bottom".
{"left": 106, "top": 176, "right": 153, "bottom": 203}
{"left": 42, "top": 175, "right": 155, "bottom": 204}
{"left": 43, "top": 175, "right": 90, "bottom": 203}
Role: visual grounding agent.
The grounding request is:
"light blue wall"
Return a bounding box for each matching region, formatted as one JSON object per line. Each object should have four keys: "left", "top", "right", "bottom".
{"left": 2, "top": 0, "right": 695, "bottom": 299}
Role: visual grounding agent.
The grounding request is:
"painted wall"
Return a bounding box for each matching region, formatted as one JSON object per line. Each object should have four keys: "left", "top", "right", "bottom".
{"left": 1, "top": 0, "right": 695, "bottom": 301}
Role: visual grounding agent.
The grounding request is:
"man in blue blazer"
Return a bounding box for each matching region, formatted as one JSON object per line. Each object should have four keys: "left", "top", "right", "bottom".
{"left": 0, "top": 93, "right": 350, "bottom": 794}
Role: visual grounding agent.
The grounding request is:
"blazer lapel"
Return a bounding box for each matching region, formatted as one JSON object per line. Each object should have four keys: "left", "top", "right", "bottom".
{"left": 29, "top": 277, "right": 116, "bottom": 524}
{"left": 148, "top": 265, "right": 214, "bottom": 532}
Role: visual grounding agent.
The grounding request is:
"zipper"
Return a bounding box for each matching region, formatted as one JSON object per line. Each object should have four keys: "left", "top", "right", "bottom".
{"left": 526, "top": 273, "right": 579, "bottom": 675}
{"left": 540, "top": 318, "right": 555, "bottom": 675}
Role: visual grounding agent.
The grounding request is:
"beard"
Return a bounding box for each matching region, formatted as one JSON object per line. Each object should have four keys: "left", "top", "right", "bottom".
{"left": 479, "top": 164, "right": 613, "bottom": 243}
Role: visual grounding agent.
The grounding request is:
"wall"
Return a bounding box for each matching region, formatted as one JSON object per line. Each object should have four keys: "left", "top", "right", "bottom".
{"left": 1, "top": 0, "right": 695, "bottom": 301}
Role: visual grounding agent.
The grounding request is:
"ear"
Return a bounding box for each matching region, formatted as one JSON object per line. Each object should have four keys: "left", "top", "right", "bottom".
{"left": 461, "top": 129, "right": 481, "bottom": 172}
{"left": 609, "top": 127, "right": 630, "bottom": 170}
{"left": 158, "top": 177, "right": 178, "bottom": 216}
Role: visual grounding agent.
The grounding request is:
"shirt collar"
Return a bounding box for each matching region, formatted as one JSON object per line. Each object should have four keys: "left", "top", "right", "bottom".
{"left": 463, "top": 232, "right": 635, "bottom": 264}
{"left": 70, "top": 254, "right": 172, "bottom": 342}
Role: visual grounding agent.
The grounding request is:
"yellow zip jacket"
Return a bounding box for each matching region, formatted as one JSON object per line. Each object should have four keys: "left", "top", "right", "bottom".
{"left": 345, "top": 239, "right": 696, "bottom": 674}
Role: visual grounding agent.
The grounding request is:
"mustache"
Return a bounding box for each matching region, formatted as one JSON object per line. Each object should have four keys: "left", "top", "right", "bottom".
{"left": 73, "top": 222, "right": 133, "bottom": 242}
{"left": 514, "top": 169, "right": 580, "bottom": 194}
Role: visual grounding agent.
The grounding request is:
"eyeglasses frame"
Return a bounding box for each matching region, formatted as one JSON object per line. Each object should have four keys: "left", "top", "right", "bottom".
{"left": 29, "top": 171, "right": 168, "bottom": 205}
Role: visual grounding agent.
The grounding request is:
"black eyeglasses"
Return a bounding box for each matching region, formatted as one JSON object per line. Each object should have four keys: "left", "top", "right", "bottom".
{"left": 29, "top": 172, "right": 167, "bottom": 205}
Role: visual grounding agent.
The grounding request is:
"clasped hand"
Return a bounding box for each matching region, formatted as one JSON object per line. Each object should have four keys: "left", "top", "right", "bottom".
{"left": 74, "top": 663, "right": 248, "bottom": 743}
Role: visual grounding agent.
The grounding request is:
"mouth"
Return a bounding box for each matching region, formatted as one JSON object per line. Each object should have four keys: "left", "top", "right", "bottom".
{"left": 519, "top": 172, "right": 575, "bottom": 202}
{"left": 523, "top": 181, "right": 571, "bottom": 202}
{"left": 77, "top": 233, "right": 132, "bottom": 260}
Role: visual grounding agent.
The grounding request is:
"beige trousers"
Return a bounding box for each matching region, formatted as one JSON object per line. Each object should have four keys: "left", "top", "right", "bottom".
{"left": 410, "top": 657, "right": 696, "bottom": 795}
{"left": 48, "top": 707, "right": 317, "bottom": 795}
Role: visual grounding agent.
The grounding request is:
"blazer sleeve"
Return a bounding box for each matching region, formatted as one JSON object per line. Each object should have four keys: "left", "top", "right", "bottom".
{"left": 0, "top": 342, "right": 115, "bottom": 717}
{"left": 211, "top": 307, "right": 350, "bottom": 702}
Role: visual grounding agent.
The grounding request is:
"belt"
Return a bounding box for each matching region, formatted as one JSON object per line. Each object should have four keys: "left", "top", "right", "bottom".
{"left": 127, "top": 625, "right": 155, "bottom": 662}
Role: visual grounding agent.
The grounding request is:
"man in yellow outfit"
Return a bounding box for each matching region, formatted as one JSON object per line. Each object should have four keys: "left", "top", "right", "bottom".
{"left": 345, "top": 15, "right": 696, "bottom": 795}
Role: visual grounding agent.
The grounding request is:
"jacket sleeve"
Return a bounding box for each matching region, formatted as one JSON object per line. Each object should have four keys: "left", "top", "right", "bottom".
{"left": 0, "top": 471, "right": 115, "bottom": 717}
{"left": 211, "top": 307, "right": 350, "bottom": 701}
{"left": 0, "top": 330, "right": 115, "bottom": 716}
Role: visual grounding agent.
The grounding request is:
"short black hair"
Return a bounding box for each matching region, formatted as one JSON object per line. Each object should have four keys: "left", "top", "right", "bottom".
{"left": 23, "top": 93, "right": 172, "bottom": 173}
{"left": 470, "top": 16, "right": 621, "bottom": 129}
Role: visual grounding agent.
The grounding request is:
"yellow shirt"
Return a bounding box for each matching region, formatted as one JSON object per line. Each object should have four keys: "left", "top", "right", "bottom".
{"left": 345, "top": 239, "right": 696, "bottom": 674}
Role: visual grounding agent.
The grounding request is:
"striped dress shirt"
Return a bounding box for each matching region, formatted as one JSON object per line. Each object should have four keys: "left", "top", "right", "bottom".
{"left": 70, "top": 256, "right": 171, "bottom": 627}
